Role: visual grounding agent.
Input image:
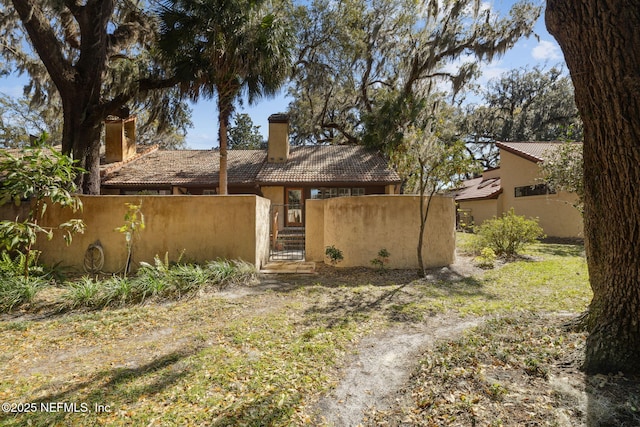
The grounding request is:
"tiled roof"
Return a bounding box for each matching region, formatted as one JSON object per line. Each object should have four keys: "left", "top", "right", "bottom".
{"left": 101, "top": 145, "right": 400, "bottom": 187}
{"left": 496, "top": 142, "right": 580, "bottom": 163}
{"left": 102, "top": 149, "right": 266, "bottom": 186}
{"left": 256, "top": 145, "right": 401, "bottom": 184}
{"left": 453, "top": 176, "right": 502, "bottom": 201}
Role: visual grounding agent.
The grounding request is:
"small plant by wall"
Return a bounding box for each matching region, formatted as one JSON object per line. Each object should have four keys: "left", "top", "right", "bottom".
{"left": 115, "top": 202, "right": 145, "bottom": 277}
{"left": 370, "top": 248, "right": 391, "bottom": 271}
{"left": 474, "top": 247, "right": 497, "bottom": 269}
{"left": 325, "top": 245, "right": 344, "bottom": 266}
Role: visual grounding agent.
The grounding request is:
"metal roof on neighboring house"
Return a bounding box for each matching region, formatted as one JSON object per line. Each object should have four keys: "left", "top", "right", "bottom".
{"left": 496, "top": 141, "right": 581, "bottom": 163}
{"left": 101, "top": 145, "right": 401, "bottom": 187}
{"left": 452, "top": 176, "right": 503, "bottom": 201}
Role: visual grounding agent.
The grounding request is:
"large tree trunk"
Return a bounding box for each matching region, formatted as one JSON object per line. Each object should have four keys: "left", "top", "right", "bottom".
{"left": 61, "top": 99, "right": 104, "bottom": 195}
{"left": 546, "top": 1, "right": 640, "bottom": 374}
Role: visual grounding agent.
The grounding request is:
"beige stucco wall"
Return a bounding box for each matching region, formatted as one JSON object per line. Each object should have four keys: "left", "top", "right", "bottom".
{"left": 305, "top": 199, "right": 325, "bottom": 262}
{"left": 458, "top": 196, "right": 503, "bottom": 228}
{"left": 306, "top": 195, "right": 455, "bottom": 269}
{"left": 0, "top": 202, "right": 30, "bottom": 222}
{"left": 35, "top": 195, "right": 271, "bottom": 273}
{"left": 499, "top": 149, "right": 583, "bottom": 238}
{"left": 261, "top": 186, "right": 285, "bottom": 230}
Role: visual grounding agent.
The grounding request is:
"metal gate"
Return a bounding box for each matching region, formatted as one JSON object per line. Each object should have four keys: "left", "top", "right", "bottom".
{"left": 269, "top": 204, "right": 305, "bottom": 260}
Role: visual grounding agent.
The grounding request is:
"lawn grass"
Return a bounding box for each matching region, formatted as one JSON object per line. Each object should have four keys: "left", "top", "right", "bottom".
{"left": 0, "top": 236, "right": 595, "bottom": 426}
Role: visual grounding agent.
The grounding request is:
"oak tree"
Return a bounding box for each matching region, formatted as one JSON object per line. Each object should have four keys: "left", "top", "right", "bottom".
{"left": 1, "top": 0, "right": 181, "bottom": 193}
{"left": 547, "top": 0, "right": 640, "bottom": 374}
{"left": 461, "top": 66, "right": 583, "bottom": 169}
{"left": 289, "top": 0, "right": 541, "bottom": 150}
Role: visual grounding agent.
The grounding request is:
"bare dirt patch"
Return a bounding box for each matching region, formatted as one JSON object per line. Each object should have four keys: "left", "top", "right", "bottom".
{"left": 314, "top": 315, "right": 481, "bottom": 426}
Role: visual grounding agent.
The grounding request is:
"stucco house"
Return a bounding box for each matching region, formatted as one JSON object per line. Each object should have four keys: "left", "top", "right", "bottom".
{"left": 100, "top": 114, "right": 401, "bottom": 235}
{"left": 454, "top": 142, "right": 583, "bottom": 238}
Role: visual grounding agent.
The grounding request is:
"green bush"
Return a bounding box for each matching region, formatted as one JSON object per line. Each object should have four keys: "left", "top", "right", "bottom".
{"left": 475, "top": 209, "right": 545, "bottom": 257}
{"left": 474, "top": 247, "right": 497, "bottom": 269}
{"left": 325, "top": 245, "right": 344, "bottom": 265}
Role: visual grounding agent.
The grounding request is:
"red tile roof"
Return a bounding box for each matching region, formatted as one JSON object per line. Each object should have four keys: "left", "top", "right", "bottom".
{"left": 453, "top": 175, "right": 503, "bottom": 201}
{"left": 102, "top": 149, "right": 266, "bottom": 186}
{"left": 101, "top": 145, "right": 401, "bottom": 187}
{"left": 257, "top": 145, "right": 400, "bottom": 184}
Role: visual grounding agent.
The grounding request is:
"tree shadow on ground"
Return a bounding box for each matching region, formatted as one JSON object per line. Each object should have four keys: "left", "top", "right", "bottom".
{"left": 295, "top": 268, "right": 494, "bottom": 328}
{"left": 533, "top": 242, "right": 586, "bottom": 258}
{"left": 0, "top": 346, "right": 201, "bottom": 426}
{"left": 585, "top": 372, "right": 640, "bottom": 426}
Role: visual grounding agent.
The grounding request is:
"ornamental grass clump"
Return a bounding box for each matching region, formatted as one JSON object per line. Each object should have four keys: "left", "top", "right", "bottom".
{"left": 60, "top": 256, "right": 257, "bottom": 309}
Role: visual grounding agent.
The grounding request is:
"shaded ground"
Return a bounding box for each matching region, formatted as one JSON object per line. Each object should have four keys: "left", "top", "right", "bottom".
{"left": 1, "top": 250, "right": 638, "bottom": 426}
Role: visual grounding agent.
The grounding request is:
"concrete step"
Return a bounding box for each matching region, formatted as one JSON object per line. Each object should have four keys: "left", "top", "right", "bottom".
{"left": 260, "top": 261, "right": 315, "bottom": 274}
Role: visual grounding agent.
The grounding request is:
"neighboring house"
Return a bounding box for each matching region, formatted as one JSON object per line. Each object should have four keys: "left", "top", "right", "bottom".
{"left": 454, "top": 142, "right": 583, "bottom": 238}
{"left": 100, "top": 114, "right": 401, "bottom": 230}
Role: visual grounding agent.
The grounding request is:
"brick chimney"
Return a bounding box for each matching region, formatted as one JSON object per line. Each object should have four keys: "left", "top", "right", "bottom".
{"left": 267, "top": 113, "right": 290, "bottom": 163}
{"left": 105, "top": 115, "right": 137, "bottom": 163}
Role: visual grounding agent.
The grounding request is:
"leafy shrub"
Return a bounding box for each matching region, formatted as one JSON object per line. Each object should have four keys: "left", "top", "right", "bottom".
{"left": 474, "top": 247, "right": 497, "bottom": 269}
{"left": 475, "top": 209, "right": 545, "bottom": 257}
{"left": 370, "top": 248, "right": 391, "bottom": 271}
{"left": 325, "top": 245, "right": 344, "bottom": 265}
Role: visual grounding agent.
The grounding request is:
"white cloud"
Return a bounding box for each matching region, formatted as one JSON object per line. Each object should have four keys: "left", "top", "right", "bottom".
{"left": 532, "top": 40, "right": 562, "bottom": 61}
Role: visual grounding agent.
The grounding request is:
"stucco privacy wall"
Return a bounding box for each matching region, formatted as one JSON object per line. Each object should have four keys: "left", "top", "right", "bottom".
{"left": 35, "top": 195, "right": 271, "bottom": 273}
{"left": 307, "top": 195, "right": 456, "bottom": 269}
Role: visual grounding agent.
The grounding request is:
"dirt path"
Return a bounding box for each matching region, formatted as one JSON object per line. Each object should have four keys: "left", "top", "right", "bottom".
{"left": 313, "top": 315, "right": 481, "bottom": 426}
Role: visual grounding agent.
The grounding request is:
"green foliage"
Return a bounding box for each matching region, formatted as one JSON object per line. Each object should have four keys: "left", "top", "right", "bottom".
{"left": 115, "top": 202, "right": 145, "bottom": 277}
{"left": 0, "top": 275, "right": 47, "bottom": 312}
{"left": 370, "top": 248, "right": 390, "bottom": 271}
{"left": 390, "top": 109, "right": 480, "bottom": 277}
{"left": 159, "top": 0, "right": 293, "bottom": 193}
{"left": 539, "top": 141, "right": 583, "bottom": 212}
{"left": 325, "top": 245, "right": 344, "bottom": 265}
{"left": 0, "top": 251, "right": 45, "bottom": 278}
{"left": 61, "top": 257, "right": 257, "bottom": 309}
{"left": 0, "top": 93, "right": 63, "bottom": 148}
{"left": 228, "top": 113, "right": 265, "bottom": 149}
{"left": 475, "top": 209, "right": 545, "bottom": 257}
{"left": 289, "top": 0, "right": 540, "bottom": 145}
{"left": 474, "top": 247, "right": 497, "bottom": 269}
{"left": 0, "top": 139, "right": 85, "bottom": 277}
{"left": 0, "top": 251, "right": 49, "bottom": 312}
{"left": 460, "top": 66, "right": 583, "bottom": 169}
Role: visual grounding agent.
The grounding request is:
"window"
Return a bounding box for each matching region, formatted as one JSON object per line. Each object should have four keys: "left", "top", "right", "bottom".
{"left": 123, "top": 189, "right": 170, "bottom": 195}
{"left": 310, "top": 187, "right": 366, "bottom": 199}
{"left": 514, "top": 183, "right": 556, "bottom": 198}
{"left": 338, "top": 188, "right": 351, "bottom": 197}
{"left": 203, "top": 189, "right": 217, "bottom": 195}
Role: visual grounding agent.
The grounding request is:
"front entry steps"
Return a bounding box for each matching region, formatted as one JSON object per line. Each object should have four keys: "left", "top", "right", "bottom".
{"left": 260, "top": 261, "right": 316, "bottom": 274}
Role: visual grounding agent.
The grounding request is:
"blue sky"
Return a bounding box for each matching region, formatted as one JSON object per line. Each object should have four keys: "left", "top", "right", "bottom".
{"left": 0, "top": 1, "right": 564, "bottom": 150}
